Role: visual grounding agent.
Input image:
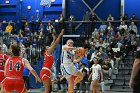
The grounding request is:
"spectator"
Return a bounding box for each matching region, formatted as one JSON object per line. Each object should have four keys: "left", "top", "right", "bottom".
{"left": 0, "top": 41, "right": 8, "bottom": 54}
{"left": 107, "top": 22, "right": 114, "bottom": 31}
{"left": 57, "top": 74, "right": 67, "bottom": 93}
{"left": 24, "top": 37, "right": 31, "bottom": 48}
{"left": 99, "top": 22, "right": 107, "bottom": 32}
{"left": 58, "top": 14, "right": 64, "bottom": 22}
{"left": 107, "top": 14, "right": 114, "bottom": 22}
{"left": 80, "top": 69, "right": 89, "bottom": 93}
{"left": 35, "top": 14, "right": 40, "bottom": 22}
{"left": 21, "top": 16, "right": 27, "bottom": 31}
{"left": 118, "top": 21, "right": 128, "bottom": 34}
{"left": 90, "top": 13, "right": 98, "bottom": 22}
{"left": 113, "top": 52, "right": 121, "bottom": 69}
{"left": 29, "top": 16, "right": 35, "bottom": 33}
{"left": 106, "top": 46, "right": 113, "bottom": 57}
{"left": 80, "top": 63, "right": 89, "bottom": 74}
{"left": 5, "top": 22, "right": 13, "bottom": 34}
{"left": 46, "top": 22, "right": 55, "bottom": 34}
{"left": 68, "top": 14, "right": 75, "bottom": 21}
{"left": 68, "top": 14, "right": 75, "bottom": 34}
{"left": 42, "top": 15, "right": 49, "bottom": 21}
{"left": 38, "top": 23, "right": 45, "bottom": 33}
{"left": 102, "top": 58, "right": 112, "bottom": 79}
{"left": 130, "top": 36, "right": 137, "bottom": 51}
{"left": 0, "top": 22, "right": 4, "bottom": 34}
{"left": 83, "top": 11, "right": 90, "bottom": 21}
{"left": 130, "top": 13, "right": 138, "bottom": 26}
{"left": 128, "top": 22, "right": 138, "bottom": 35}
{"left": 123, "top": 14, "right": 128, "bottom": 25}
{"left": 24, "top": 22, "right": 30, "bottom": 36}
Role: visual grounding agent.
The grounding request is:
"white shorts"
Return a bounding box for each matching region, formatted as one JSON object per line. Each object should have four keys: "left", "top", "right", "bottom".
{"left": 61, "top": 63, "right": 78, "bottom": 79}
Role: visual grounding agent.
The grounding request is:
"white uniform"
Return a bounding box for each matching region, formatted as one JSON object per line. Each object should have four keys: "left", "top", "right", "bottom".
{"left": 91, "top": 64, "right": 101, "bottom": 80}
{"left": 61, "top": 48, "right": 78, "bottom": 78}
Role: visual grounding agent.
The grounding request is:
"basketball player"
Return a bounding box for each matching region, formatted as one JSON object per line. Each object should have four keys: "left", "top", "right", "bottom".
{"left": 0, "top": 43, "right": 41, "bottom": 93}
{"left": 40, "top": 29, "right": 64, "bottom": 93}
{"left": 61, "top": 39, "right": 83, "bottom": 93}
{"left": 129, "top": 47, "right": 140, "bottom": 93}
{"left": 88, "top": 57, "right": 103, "bottom": 93}
{"left": 0, "top": 44, "right": 9, "bottom": 89}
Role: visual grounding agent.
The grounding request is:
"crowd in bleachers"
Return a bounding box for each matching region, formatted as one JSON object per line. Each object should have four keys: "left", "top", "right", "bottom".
{"left": 0, "top": 12, "right": 139, "bottom": 92}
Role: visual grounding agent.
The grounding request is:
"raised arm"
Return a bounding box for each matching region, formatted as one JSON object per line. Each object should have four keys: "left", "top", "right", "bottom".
{"left": 24, "top": 58, "right": 41, "bottom": 83}
{"left": 47, "top": 29, "right": 64, "bottom": 55}
{"left": 50, "top": 33, "right": 57, "bottom": 46}
{"left": 129, "top": 58, "right": 140, "bottom": 89}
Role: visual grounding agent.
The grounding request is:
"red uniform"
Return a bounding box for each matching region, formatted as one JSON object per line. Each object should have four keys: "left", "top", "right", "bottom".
{"left": 2, "top": 56, "right": 26, "bottom": 93}
{"left": 40, "top": 51, "right": 54, "bottom": 81}
{"left": 0, "top": 54, "right": 9, "bottom": 83}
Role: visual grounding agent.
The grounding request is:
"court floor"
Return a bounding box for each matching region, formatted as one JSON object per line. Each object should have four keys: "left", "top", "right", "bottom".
{"left": 28, "top": 89, "right": 133, "bottom": 93}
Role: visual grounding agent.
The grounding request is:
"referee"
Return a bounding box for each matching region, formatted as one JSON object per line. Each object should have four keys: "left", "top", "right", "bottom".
{"left": 129, "top": 47, "right": 140, "bottom": 93}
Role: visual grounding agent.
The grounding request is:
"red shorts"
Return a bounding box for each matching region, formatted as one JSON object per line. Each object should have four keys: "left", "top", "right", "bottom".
{"left": 2, "top": 78, "right": 26, "bottom": 93}
{"left": 40, "top": 69, "right": 51, "bottom": 81}
{"left": 0, "top": 71, "right": 5, "bottom": 83}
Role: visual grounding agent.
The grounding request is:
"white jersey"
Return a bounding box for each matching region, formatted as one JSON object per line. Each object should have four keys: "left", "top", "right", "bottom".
{"left": 61, "top": 46, "right": 78, "bottom": 78}
{"left": 92, "top": 64, "right": 101, "bottom": 80}
{"left": 61, "top": 49, "right": 74, "bottom": 65}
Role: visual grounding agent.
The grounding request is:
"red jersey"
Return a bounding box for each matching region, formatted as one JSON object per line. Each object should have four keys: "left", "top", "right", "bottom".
{"left": 0, "top": 54, "right": 9, "bottom": 71}
{"left": 5, "top": 56, "right": 24, "bottom": 79}
{"left": 42, "top": 51, "right": 54, "bottom": 70}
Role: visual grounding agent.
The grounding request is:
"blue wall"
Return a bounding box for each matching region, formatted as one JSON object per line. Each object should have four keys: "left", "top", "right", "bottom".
{"left": 0, "top": 0, "right": 62, "bottom": 22}
{"left": 125, "top": 0, "right": 140, "bottom": 18}
{"left": 66, "top": 0, "right": 121, "bottom": 20}
{"left": 125, "top": 0, "right": 140, "bottom": 34}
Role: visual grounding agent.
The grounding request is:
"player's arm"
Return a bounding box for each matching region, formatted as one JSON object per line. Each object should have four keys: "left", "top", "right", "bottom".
{"left": 130, "top": 59, "right": 140, "bottom": 84}
{"left": 50, "top": 33, "right": 57, "bottom": 46}
{"left": 23, "top": 58, "right": 41, "bottom": 83}
{"left": 4, "top": 58, "right": 10, "bottom": 76}
{"left": 73, "top": 56, "right": 83, "bottom": 63}
{"left": 100, "top": 69, "right": 103, "bottom": 82}
{"left": 88, "top": 71, "right": 93, "bottom": 81}
{"left": 47, "top": 29, "right": 64, "bottom": 55}
{"left": 3, "top": 54, "right": 9, "bottom": 76}
{"left": 63, "top": 45, "right": 77, "bottom": 51}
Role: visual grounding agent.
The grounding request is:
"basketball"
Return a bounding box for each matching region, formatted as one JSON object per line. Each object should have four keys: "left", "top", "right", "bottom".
{"left": 76, "top": 47, "right": 85, "bottom": 57}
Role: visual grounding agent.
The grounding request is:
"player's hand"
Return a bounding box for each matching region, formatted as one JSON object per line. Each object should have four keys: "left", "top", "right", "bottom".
{"left": 129, "top": 80, "right": 134, "bottom": 89}
{"left": 35, "top": 76, "right": 42, "bottom": 83}
{"left": 60, "top": 29, "right": 64, "bottom": 35}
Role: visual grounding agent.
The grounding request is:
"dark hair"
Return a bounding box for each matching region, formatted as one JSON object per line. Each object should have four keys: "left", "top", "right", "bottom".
{"left": 11, "top": 43, "right": 20, "bottom": 56}
{"left": 82, "top": 69, "right": 87, "bottom": 73}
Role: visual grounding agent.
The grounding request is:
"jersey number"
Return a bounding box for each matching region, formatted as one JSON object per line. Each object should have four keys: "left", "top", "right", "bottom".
{"left": 9, "top": 61, "right": 21, "bottom": 71}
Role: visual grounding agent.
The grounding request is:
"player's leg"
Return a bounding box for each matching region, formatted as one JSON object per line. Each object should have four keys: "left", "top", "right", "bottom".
{"left": 0, "top": 72, "right": 5, "bottom": 91}
{"left": 40, "top": 69, "right": 52, "bottom": 93}
{"left": 43, "top": 78, "right": 51, "bottom": 93}
{"left": 20, "top": 86, "right": 27, "bottom": 93}
{"left": 74, "top": 71, "right": 83, "bottom": 86}
{"left": 67, "top": 76, "right": 74, "bottom": 93}
{"left": 92, "top": 80, "right": 98, "bottom": 93}
{"left": 0, "top": 84, "right": 10, "bottom": 93}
